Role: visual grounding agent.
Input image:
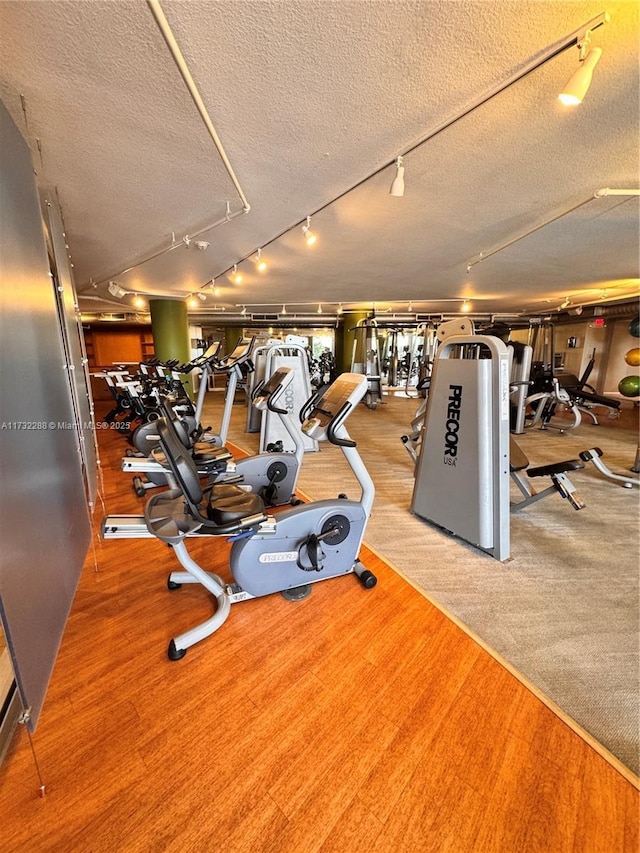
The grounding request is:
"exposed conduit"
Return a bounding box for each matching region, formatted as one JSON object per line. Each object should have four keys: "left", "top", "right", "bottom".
{"left": 79, "top": 0, "right": 254, "bottom": 292}
{"left": 147, "top": 0, "right": 251, "bottom": 213}
{"left": 209, "top": 12, "right": 611, "bottom": 285}
{"left": 82, "top": 206, "right": 245, "bottom": 291}
{"left": 468, "top": 188, "right": 640, "bottom": 269}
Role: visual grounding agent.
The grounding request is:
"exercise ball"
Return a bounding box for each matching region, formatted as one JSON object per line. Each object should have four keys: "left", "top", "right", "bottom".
{"left": 618, "top": 375, "right": 640, "bottom": 398}
{"left": 629, "top": 316, "right": 640, "bottom": 338}
{"left": 625, "top": 348, "right": 640, "bottom": 367}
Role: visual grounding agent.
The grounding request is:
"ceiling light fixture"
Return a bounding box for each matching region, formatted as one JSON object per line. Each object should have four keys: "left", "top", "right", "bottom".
{"left": 558, "top": 30, "right": 603, "bottom": 106}
{"left": 302, "top": 216, "right": 317, "bottom": 246}
{"left": 231, "top": 264, "right": 243, "bottom": 284}
{"left": 132, "top": 294, "right": 146, "bottom": 309}
{"left": 317, "top": 303, "right": 322, "bottom": 314}
{"left": 281, "top": 304, "right": 287, "bottom": 315}
{"left": 461, "top": 299, "right": 472, "bottom": 313}
{"left": 254, "top": 248, "right": 268, "bottom": 272}
{"left": 108, "top": 281, "right": 127, "bottom": 299}
{"left": 85, "top": 13, "right": 611, "bottom": 303}
{"left": 187, "top": 294, "right": 199, "bottom": 309}
{"left": 389, "top": 156, "right": 405, "bottom": 197}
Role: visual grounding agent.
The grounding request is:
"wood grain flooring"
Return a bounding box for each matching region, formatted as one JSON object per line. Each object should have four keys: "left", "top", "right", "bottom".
{"left": 0, "top": 416, "right": 638, "bottom": 852}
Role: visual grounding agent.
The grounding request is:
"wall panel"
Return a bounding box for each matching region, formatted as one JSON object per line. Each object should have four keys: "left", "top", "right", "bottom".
{"left": 0, "top": 100, "right": 90, "bottom": 730}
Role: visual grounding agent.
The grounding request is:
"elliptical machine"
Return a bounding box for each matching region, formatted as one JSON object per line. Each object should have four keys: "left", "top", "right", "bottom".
{"left": 144, "top": 372, "right": 377, "bottom": 659}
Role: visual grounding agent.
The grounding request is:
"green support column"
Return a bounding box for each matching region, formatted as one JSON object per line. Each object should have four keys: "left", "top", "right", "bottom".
{"left": 338, "top": 311, "right": 368, "bottom": 374}
{"left": 225, "top": 327, "right": 244, "bottom": 356}
{"left": 149, "top": 299, "right": 194, "bottom": 395}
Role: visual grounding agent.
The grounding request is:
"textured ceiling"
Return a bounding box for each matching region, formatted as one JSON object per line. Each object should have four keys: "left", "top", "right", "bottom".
{"left": 0, "top": 0, "right": 638, "bottom": 321}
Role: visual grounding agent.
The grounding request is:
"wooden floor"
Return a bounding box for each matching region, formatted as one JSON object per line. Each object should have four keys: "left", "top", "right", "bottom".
{"left": 1, "top": 419, "right": 638, "bottom": 852}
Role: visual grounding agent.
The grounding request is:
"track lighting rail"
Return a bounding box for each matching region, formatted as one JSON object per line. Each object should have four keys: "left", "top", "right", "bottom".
{"left": 207, "top": 12, "right": 611, "bottom": 290}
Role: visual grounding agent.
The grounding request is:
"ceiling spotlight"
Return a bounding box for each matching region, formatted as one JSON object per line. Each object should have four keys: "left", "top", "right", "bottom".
{"left": 231, "top": 264, "right": 243, "bottom": 284}
{"left": 281, "top": 304, "right": 287, "bottom": 315}
{"left": 461, "top": 299, "right": 472, "bottom": 313}
{"left": 108, "top": 281, "right": 127, "bottom": 299}
{"left": 240, "top": 305, "right": 247, "bottom": 316}
{"left": 197, "top": 292, "right": 207, "bottom": 301}
{"left": 389, "top": 156, "right": 405, "bottom": 197}
{"left": 317, "top": 303, "right": 322, "bottom": 314}
{"left": 187, "top": 295, "right": 199, "bottom": 309}
{"left": 194, "top": 240, "right": 210, "bottom": 251}
{"left": 302, "top": 216, "right": 317, "bottom": 246}
{"left": 559, "top": 297, "right": 571, "bottom": 309}
{"left": 254, "top": 248, "right": 268, "bottom": 272}
{"left": 132, "top": 294, "right": 146, "bottom": 309}
{"left": 559, "top": 32, "right": 603, "bottom": 106}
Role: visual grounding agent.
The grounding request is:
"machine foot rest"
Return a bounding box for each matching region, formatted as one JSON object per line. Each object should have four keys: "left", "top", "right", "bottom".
{"left": 168, "top": 640, "right": 187, "bottom": 661}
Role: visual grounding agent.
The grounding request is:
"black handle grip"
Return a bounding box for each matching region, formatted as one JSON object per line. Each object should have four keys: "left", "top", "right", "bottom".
{"left": 327, "top": 402, "right": 356, "bottom": 447}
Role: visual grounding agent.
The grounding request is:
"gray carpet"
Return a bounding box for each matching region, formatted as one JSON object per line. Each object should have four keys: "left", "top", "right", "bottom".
{"left": 203, "top": 389, "right": 640, "bottom": 775}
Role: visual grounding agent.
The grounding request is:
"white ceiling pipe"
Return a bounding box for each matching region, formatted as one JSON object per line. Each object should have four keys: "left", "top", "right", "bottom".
{"left": 147, "top": 0, "right": 251, "bottom": 214}
{"left": 468, "top": 188, "right": 640, "bottom": 270}
{"left": 595, "top": 188, "right": 640, "bottom": 197}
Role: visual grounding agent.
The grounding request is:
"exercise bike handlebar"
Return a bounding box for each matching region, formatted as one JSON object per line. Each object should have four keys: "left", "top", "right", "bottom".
{"left": 327, "top": 403, "right": 356, "bottom": 447}
{"left": 250, "top": 367, "right": 294, "bottom": 416}
{"left": 214, "top": 336, "right": 256, "bottom": 371}
{"left": 299, "top": 389, "right": 322, "bottom": 424}
{"left": 301, "top": 373, "right": 368, "bottom": 446}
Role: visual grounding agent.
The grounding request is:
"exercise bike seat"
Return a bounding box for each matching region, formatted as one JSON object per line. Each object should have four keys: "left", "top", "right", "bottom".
{"left": 151, "top": 446, "right": 230, "bottom": 474}
{"left": 207, "top": 491, "right": 264, "bottom": 526}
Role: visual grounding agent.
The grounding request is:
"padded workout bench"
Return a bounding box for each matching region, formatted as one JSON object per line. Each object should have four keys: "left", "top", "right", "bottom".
{"left": 510, "top": 437, "right": 585, "bottom": 511}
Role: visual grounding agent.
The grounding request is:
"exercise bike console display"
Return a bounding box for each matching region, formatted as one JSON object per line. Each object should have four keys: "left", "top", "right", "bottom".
{"left": 301, "top": 373, "right": 367, "bottom": 442}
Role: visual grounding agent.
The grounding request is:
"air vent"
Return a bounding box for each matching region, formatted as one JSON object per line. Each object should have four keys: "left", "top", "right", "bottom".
{"left": 251, "top": 314, "right": 280, "bottom": 322}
